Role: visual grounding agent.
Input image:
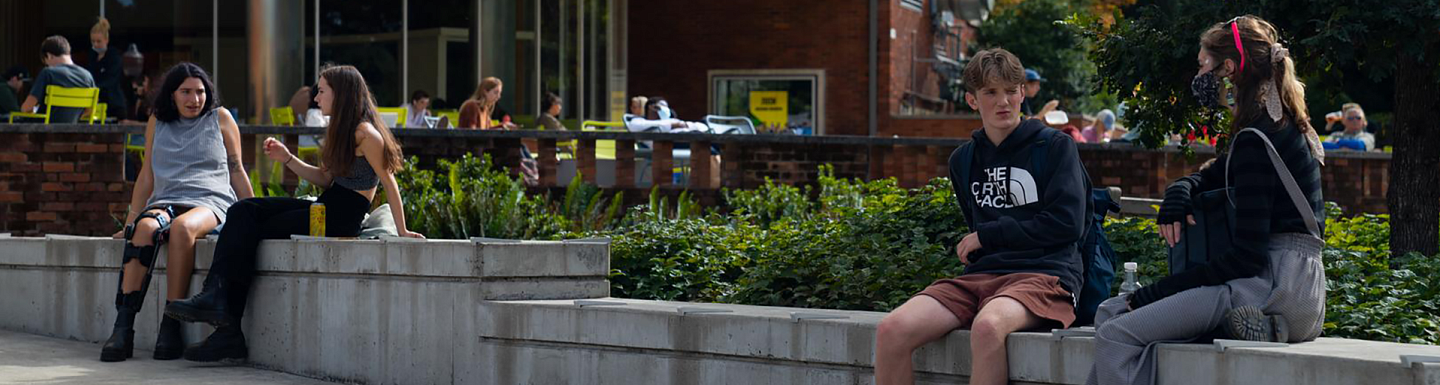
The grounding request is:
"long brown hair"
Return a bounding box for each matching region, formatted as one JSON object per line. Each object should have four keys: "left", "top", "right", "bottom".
{"left": 469, "top": 77, "right": 502, "bottom": 120}
{"left": 319, "top": 65, "right": 404, "bottom": 177}
{"left": 1200, "top": 15, "right": 1323, "bottom": 162}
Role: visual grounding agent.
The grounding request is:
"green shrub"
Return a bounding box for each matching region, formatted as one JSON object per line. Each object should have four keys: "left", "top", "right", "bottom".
{"left": 396, "top": 154, "right": 564, "bottom": 240}
{"left": 604, "top": 167, "right": 968, "bottom": 311}
{"left": 396, "top": 157, "right": 1438, "bottom": 345}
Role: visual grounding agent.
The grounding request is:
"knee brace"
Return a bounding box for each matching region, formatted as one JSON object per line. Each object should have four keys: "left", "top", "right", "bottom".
{"left": 114, "top": 287, "right": 147, "bottom": 310}
{"left": 121, "top": 208, "right": 173, "bottom": 268}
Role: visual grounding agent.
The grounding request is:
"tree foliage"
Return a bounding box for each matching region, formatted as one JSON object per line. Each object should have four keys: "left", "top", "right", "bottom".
{"left": 977, "top": 0, "right": 1098, "bottom": 109}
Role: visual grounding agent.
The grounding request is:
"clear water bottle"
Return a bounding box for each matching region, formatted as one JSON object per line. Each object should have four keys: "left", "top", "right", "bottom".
{"left": 1119, "top": 262, "right": 1142, "bottom": 296}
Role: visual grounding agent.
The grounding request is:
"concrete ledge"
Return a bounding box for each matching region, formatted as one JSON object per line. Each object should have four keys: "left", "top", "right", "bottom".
{"left": 473, "top": 298, "right": 1440, "bottom": 385}
{"left": 0, "top": 235, "right": 608, "bottom": 384}
{"left": 6, "top": 236, "right": 1439, "bottom": 384}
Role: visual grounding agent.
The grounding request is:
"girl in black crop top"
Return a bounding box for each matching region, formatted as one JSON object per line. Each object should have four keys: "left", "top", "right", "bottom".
{"left": 165, "top": 65, "right": 422, "bottom": 363}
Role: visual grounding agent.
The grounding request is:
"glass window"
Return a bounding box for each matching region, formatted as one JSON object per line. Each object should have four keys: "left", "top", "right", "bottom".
{"left": 319, "top": 0, "right": 403, "bottom": 106}
{"left": 710, "top": 70, "right": 825, "bottom": 135}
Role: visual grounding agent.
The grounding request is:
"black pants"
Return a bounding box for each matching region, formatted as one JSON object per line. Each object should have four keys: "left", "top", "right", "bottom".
{"left": 208, "top": 186, "right": 370, "bottom": 318}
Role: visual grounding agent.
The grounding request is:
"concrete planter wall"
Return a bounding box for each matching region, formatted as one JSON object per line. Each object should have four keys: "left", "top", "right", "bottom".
{"left": 3, "top": 234, "right": 1440, "bottom": 384}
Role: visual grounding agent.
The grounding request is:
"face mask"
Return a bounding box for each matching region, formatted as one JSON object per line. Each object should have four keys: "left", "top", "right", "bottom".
{"left": 1191, "top": 71, "right": 1225, "bottom": 110}
{"left": 93, "top": 46, "right": 107, "bottom": 55}
{"left": 658, "top": 106, "right": 673, "bottom": 120}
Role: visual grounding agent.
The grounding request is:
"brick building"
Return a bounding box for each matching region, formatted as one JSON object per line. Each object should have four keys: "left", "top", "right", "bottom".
{"left": 629, "top": 0, "right": 985, "bottom": 139}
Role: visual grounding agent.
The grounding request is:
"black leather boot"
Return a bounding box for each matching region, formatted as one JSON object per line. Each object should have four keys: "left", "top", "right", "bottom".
{"left": 183, "top": 325, "right": 248, "bottom": 362}
{"left": 165, "top": 276, "right": 232, "bottom": 327}
{"left": 152, "top": 307, "right": 186, "bottom": 360}
{"left": 100, "top": 291, "right": 144, "bottom": 362}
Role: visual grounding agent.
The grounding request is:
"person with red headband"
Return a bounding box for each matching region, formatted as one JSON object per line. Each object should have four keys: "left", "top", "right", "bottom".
{"left": 1085, "top": 15, "right": 1328, "bottom": 385}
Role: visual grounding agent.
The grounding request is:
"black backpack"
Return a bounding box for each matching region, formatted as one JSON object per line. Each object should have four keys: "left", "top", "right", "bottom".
{"left": 955, "top": 128, "right": 1120, "bottom": 326}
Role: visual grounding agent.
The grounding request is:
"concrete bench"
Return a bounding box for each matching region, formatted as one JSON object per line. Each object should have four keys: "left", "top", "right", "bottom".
{"left": 2, "top": 234, "right": 1438, "bottom": 384}
{"left": 476, "top": 298, "right": 1440, "bottom": 385}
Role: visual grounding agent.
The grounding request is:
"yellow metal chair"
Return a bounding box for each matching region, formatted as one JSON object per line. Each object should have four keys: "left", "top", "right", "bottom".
{"left": 125, "top": 132, "right": 146, "bottom": 164}
{"left": 581, "top": 120, "right": 628, "bottom": 161}
{"left": 376, "top": 107, "right": 408, "bottom": 128}
{"left": 9, "top": 86, "right": 101, "bottom": 123}
{"left": 270, "top": 106, "right": 296, "bottom": 126}
{"left": 84, "top": 103, "right": 109, "bottom": 123}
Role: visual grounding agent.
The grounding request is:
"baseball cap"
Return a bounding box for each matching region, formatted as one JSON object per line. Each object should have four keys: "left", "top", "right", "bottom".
{"left": 1024, "top": 69, "right": 1046, "bottom": 83}
{"left": 2, "top": 66, "right": 29, "bottom": 82}
{"left": 1044, "top": 110, "right": 1069, "bottom": 126}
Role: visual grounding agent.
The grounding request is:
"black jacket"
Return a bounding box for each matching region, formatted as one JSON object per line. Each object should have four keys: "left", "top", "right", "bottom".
{"left": 1134, "top": 117, "right": 1324, "bottom": 308}
{"left": 950, "top": 119, "right": 1087, "bottom": 293}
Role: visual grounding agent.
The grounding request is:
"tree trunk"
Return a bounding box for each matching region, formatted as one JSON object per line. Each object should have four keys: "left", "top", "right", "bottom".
{"left": 1387, "top": 40, "right": 1440, "bottom": 256}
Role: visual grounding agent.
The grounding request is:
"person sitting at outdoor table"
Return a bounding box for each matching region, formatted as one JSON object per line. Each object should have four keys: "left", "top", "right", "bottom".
{"left": 120, "top": 71, "right": 154, "bottom": 125}
{"left": 404, "top": 89, "right": 431, "bottom": 128}
{"left": 1322, "top": 102, "right": 1361, "bottom": 134}
{"left": 1044, "top": 110, "right": 1085, "bottom": 142}
{"left": 102, "top": 62, "right": 254, "bottom": 363}
{"left": 458, "top": 77, "right": 539, "bottom": 184}
{"left": 626, "top": 95, "right": 647, "bottom": 120}
{"left": 537, "top": 92, "right": 566, "bottom": 130}
{"left": 459, "top": 77, "right": 503, "bottom": 130}
{"left": 626, "top": 97, "right": 709, "bottom": 133}
{"left": 0, "top": 66, "right": 28, "bottom": 118}
{"left": 19, "top": 36, "right": 97, "bottom": 123}
{"left": 1082, "top": 109, "right": 1116, "bottom": 144}
{"left": 1322, "top": 105, "right": 1375, "bottom": 151}
{"left": 1020, "top": 68, "right": 1058, "bottom": 119}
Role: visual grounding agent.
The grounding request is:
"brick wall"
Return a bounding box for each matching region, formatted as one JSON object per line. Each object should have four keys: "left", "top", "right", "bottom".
{"left": 884, "top": 0, "right": 944, "bottom": 116}
{"left": 0, "top": 129, "right": 1395, "bottom": 236}
{"left": 0, "top": 133, "right": 132, "bottom": 236}
{"left": 628, "top": 0, "right": 873, "bottom": 136}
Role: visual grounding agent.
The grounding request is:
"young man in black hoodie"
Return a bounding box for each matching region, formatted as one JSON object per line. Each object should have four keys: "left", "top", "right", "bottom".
{"left": 874, "top": 48, "right": 1087, "bottom": 385}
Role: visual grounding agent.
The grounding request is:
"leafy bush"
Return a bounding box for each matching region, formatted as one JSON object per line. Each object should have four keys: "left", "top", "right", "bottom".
{"left": 396, "top": 154, "right": 565, "bottom": 240}
{"left": 396, "top": 157, "right": 1438, "bottom": 344}
{"left": 603, "top": 167, "right": 968, "bottom": 311}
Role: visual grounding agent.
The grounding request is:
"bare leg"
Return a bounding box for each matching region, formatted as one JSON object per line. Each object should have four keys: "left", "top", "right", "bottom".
{"left": 874, "top": 296, "right": 964, "bottom": 385}
{"left": 120, "top": 209, "right": 169, "bottom": 293}
{"left": 968, "top": 297, "right": 1047, "bottom": 385}
{"left": 164, "top": 208, "right": 218, "bottom": 300}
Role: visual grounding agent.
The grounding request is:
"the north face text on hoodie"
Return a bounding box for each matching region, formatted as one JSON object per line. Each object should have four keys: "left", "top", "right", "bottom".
{"left": 971, "top": 166, "right": 1040, "bottom": 209}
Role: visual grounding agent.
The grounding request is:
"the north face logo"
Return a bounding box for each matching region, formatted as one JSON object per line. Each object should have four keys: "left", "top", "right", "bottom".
{"left": 971, "top": 167, "right": 1039, "bottom": 208}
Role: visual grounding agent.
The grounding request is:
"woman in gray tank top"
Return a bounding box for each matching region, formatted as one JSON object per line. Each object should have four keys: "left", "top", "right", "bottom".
{"left": 167, "top": 65, "right": 424, "bottom": 363}
{"left": 103, "top": 63, "right": 254, "bottom": 362}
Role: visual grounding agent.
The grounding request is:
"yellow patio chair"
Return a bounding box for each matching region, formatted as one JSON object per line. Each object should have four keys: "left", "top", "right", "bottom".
{"left": 376, "top": 107, "right": 407, "bottom": 128}
{"left": 84, "top": 103, "right": 109, "bottom": 123}
{"left": 581, "top": 120, "right": 627, "bottom": 161}
{"left": 9, "top": 86, "right": 101, "bottom": 124}
{"left": 270, "top": 106, "right": 296, "bottom": 126}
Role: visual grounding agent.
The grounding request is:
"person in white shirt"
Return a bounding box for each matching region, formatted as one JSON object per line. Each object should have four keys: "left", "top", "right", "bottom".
{"left": 404, "top": 90, "right": 430, "bottom": 128}
{"left": 626, "top": 98, "right": 708, "bottom": 133}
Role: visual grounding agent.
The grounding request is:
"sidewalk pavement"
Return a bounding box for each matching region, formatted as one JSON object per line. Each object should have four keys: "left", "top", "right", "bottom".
{"left": 0, "top": 329, "right": 334, "bottom": 385}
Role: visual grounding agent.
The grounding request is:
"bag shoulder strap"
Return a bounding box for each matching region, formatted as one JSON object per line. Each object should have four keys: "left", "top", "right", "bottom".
{"left": 1227, "top": 128, "right": 1321, "bottom": 237}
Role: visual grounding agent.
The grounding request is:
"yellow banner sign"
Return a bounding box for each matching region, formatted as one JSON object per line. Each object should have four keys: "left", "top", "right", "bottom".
{"left": 749, "top": 91, "right": 788, "bottom": 128}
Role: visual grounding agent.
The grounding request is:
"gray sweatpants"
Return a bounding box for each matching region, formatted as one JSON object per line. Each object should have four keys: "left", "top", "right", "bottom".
{"left": 1086, "top": 233, "right": 1326, "bottom": 385}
